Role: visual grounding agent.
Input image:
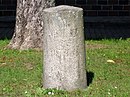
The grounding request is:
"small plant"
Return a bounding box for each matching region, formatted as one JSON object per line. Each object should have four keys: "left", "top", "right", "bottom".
{"left": 23, "top": 87, "right": 67, "bottom": 96}
{"left": 38, "top": 88, "right": 66, "bottom": 95}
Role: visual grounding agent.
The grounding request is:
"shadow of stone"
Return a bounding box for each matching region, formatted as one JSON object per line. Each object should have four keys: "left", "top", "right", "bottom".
{"left": 87, "top": 71, "right": 94, "bottom": 86}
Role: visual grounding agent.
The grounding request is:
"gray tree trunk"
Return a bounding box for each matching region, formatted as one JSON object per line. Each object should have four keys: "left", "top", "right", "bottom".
{"left": 8, "top": 0, "right": 55, "bottom": 50}
{"left": 43, "top": 5, "right": 87, "bottom": 91}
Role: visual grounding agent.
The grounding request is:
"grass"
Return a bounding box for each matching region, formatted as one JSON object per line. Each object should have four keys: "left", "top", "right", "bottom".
{"left": 0, "top": 39, "right": 130, "bottom": 97}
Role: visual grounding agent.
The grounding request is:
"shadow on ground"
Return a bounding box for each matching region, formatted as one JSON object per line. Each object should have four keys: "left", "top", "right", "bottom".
{"left": 87, "top": 71, "right": 94, "bottom": 86}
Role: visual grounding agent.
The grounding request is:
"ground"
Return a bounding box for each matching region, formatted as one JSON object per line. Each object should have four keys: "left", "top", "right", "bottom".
{"left": 0, "top": 39, "right": 130, "bottom": 97}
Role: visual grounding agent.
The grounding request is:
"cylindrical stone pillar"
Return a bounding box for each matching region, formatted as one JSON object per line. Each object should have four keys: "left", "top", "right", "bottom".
{"left": 43, "top": 5, "right": 87, "bottom": 91}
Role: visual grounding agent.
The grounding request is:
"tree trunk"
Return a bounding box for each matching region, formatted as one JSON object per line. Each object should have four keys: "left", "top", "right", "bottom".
{"left": 8, "top": 0, "right": 55, "bottom": 50}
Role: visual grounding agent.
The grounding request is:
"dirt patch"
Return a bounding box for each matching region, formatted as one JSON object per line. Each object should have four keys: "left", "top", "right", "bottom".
{"left": 86, "top": 43, "right": 108, "bottom": 49}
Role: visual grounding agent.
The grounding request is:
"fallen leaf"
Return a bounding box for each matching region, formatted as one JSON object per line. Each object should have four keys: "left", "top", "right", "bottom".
{"left": 107, "top": 60, "right": 115, "bottom": 63}
{"left": 24, "top": 63, "right": 34, "bottom": 70}
{"left": 0, "top": 63, "right": 7, "bottom": 67}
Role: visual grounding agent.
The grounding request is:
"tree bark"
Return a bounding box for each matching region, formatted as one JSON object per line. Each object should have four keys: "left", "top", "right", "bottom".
{"left": 8, "top": 0, "right": 55, "bottom": 50}
{"left": 43, "top": 5, "right": 87, "bottom": 91}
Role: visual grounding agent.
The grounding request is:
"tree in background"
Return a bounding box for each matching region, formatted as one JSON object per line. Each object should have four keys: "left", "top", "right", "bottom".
{"left": 8, "top": 0, "right": 55, "bottom": 50}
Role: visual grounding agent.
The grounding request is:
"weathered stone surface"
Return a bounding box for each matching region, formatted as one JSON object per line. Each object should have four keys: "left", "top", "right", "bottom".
{"left": 43, "top": 5, "right": 87, "bottom": 91}
{"left": 8, "top": 0, "right": 55, "bottom": 50}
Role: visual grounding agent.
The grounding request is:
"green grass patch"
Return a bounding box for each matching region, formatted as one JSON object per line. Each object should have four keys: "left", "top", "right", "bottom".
{"left": 0, "top": 39, "right": 130, "bottom": 97}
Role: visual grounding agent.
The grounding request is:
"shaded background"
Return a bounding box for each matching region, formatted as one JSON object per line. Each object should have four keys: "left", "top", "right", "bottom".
{"left": 0, "top": 0, "right": 16, "bottom": 39}
{"left": 0, "top": 0, "right": 130, "bottom": 40}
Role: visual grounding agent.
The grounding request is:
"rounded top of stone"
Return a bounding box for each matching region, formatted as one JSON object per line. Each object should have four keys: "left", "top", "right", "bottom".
{"left": 43, "top": 5, "right": 83, "bottom": 12}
